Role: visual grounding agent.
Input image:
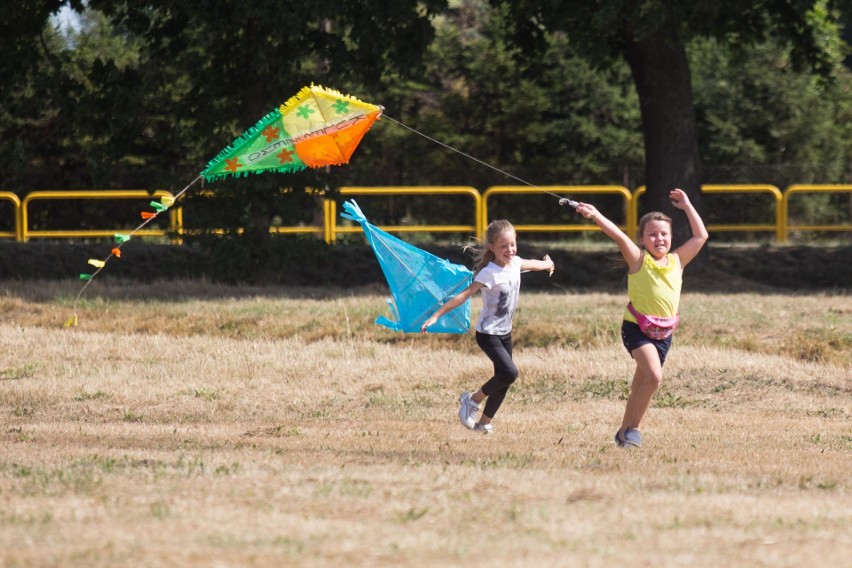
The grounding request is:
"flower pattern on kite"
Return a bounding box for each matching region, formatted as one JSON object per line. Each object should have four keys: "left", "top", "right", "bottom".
{"left": 341, "top": 200, "right": 473, "bottom": 334}
{"left": 201, "top": 85, "right": 383, "bottom": 181}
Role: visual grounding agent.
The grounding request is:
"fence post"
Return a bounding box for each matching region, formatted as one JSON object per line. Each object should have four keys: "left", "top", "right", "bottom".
{"left": 0, "top": 192, "right": 22, "bottom": 242}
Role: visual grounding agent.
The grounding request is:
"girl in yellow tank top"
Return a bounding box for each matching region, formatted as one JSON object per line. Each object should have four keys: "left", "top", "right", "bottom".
{"left": 624, "top": 251, "right": 682, "bottom": 323}
{"left": 575, "top": 189, "right": 708, "bottom": 449}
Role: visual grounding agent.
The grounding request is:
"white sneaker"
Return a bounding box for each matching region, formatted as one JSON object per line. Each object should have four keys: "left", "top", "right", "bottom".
{"left": 458, "top": 392, "right": 478, "bottom": 430}
{"left": 473, "top": 423, "right": 493, "bottom": 435}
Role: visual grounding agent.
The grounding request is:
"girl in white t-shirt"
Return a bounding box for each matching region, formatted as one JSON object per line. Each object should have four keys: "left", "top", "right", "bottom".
{"left": 421, "top": 220, "right": 555, "bottom": 433}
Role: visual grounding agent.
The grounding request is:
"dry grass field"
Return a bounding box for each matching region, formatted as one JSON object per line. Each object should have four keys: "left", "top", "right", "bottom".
{"left": 1, "top": 280, "right": 850, "bottom": 567}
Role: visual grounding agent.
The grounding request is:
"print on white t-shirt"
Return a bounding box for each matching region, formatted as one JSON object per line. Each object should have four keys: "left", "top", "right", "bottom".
{"left": 474, "top": 256, "right": 523, "bottom": 335}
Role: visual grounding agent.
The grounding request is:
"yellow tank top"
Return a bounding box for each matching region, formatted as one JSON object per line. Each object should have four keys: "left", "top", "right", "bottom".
{"left": 624, "top": 252, "right": 682, "bottom": 322}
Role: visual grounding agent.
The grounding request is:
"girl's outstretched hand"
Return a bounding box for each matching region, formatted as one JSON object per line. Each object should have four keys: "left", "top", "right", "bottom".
{"left": 420, "top": 315, "right": 438, "bottom": 334}
{"left": 575, "top": 202, "right": 600, "bottom": 220}
{"left": 543, "top": 254, "right": 555, "bottom": 276}
{"left": 669, "top": 188, "right": 692, "bottom": 209}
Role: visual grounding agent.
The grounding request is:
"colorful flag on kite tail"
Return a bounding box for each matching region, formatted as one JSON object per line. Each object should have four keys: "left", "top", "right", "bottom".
{"left": 66, "top": 85, "right": 383, "bottom": 326}
{"left": 201, "top": 85, "right": 383, "bottom": 181}
{"left": 341, "top": 200, "right": 473, "bottom": 334}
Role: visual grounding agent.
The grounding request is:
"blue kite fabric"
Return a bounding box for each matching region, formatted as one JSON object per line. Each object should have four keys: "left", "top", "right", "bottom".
{"left": 341, "top": 200, "right": 473, "bottom": 333}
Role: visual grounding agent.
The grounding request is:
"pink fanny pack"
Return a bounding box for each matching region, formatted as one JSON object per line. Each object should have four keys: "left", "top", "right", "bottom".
{"left": 627, "top": 302, "right": 680, "bottom": 340}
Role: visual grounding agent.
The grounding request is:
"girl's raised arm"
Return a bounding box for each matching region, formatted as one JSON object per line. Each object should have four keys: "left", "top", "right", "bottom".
{"left": 669, "top": 189, "right": 708, "bottom": 268}
{"left": 575, "top": 202, "right": 642, "bottom": 269}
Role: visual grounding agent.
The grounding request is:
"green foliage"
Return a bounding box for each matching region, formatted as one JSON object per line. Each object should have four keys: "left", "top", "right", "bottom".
{"left": 693, "top": 36, "right": 852, "bottom": 178}
{"left": 691, "top": 35, "right": 852, "bottom": 231}
{"left": 498, "top": 0, "right": 851, "bottom": 73}
{"left": 0, "top": 0, "right": 67, "bottom": 100}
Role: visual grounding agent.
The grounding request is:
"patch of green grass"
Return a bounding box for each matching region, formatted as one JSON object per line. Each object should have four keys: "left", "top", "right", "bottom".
{"left": 122, "top": 411, "right": 143, "bottom": 423}
{"left": 0, "top": 364, "right": 38, "bottom": 381}
{"left": 174, "top": 453, "right": 205, "bottom": 477}
{"left": 193, "top": 387, "right": 220, "bottom": 401}
{"left": 74, "top": 390, "right": 108, "bottom": 401}
{"left": 75, "top": 455, "right": 120, "bottom": 474}
{"left": 366, "top": 391, "right": 395, "bottom": 408}
{"left": 655, "top": 391, "right": 690, "bottom": 408}
{"left": 0, "top": 509, "right": 53, "bottom": 527}
{"left": 6, "top": 427, "right": 32, "bottom": 442}
{"left": 712, "top": 380, "right": 737, "bottom": 393}
{"left": 396, "top": 507, "right": 429, "bottom": 523}
{"left": 576, "top": 376, "right": 629, "bottom": 400}
{"left": 6, "top": 463, "right": 33, "bottom": 478}
{"left": 475, "top": 452, "right": 535, "bottom": 469}
{"left": 522, "top": 373, "right": 570, "bottom": 399}
{"left": 150, "top": 500, "right": 171, "bottom": 520}
{"left": 807, "top": 407, "right": 847, "bottom": 419}
{"left": 214, "top": 462, "right": 241, "bottom": 475}
{"left": 9, "top": 463, "right": 102, "bottom": 496}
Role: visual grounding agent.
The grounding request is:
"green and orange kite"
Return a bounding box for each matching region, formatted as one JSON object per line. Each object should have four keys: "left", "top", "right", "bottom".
{"left": 201, "top": 85, "right": 383, "bottom": 181}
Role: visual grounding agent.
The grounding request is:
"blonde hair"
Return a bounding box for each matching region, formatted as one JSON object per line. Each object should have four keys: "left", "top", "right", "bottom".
{"left": 466, "top": 219, "right": 516, "bottom": 273}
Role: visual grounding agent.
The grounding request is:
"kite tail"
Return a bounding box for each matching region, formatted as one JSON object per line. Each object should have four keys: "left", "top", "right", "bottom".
{"left": 340, "top": 200, "right": 367, "bottom": 224}
{"left": 375, "top": 298, "right": 403, "bottom": 332}
{"left": 66, "top": 175, "right": 203, "bottom": 327}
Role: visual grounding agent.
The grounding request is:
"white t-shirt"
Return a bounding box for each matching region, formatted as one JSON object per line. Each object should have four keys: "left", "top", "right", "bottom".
{"left": 474, "top": 256, "right": 523, "bottom": 335}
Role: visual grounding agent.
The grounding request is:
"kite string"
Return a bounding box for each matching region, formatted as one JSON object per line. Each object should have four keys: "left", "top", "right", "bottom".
{"left": 70, "top": 175, "right": 204, "bottom": 314}
{"left": 381, "top": 115, "right": 577, "bottom": 206}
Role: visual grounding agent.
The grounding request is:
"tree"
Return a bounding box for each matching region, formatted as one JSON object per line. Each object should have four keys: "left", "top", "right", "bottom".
{"left": 2, "top": 8, "right": 145, "bottom": 192}
{"left": 692, "top": 36, "right": 852, "bottom": 183}
{"left": 0, "top": 0, "right": 69, "bottom": 102}
{"left": 496, "top": 0, "right": 851, "bottom": 244}
{"left": 423, "top": 0, "right": 643, "bottom": 188}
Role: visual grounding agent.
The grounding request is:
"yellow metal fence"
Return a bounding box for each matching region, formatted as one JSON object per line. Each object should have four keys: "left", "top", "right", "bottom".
{"left": 782, "top": 185, "right": 852, "bottom": 242}
{"left": 17, "top": 190, "right": 183, "bottom": 243}
{"left": 634, "top": 184, "right": 786, "bottom": 241}
{"left": 1, "top": 185, "right": 849, "bottom": 244}
{"left": 0, "top": 192, "right": 22, "bottom": 241}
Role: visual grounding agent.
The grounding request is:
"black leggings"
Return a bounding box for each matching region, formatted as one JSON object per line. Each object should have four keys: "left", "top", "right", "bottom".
{"left": 475, "top": 331, "right": 519, "bottom": 419}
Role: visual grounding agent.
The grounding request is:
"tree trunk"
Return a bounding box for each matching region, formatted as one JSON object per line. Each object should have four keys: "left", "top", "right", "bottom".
{"left": 622, "top": 30, "right": 702, "bottom": 248}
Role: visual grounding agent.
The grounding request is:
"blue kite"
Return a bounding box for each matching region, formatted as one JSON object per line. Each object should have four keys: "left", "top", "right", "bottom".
{"left": 340, "top": 200, "right": 473, "bottom": 333}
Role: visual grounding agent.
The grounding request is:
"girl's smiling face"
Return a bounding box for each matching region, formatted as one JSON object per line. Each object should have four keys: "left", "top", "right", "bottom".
{"left": 488, "top": 230, "right": 517, "bottom": 267}
{"left": 641, "top": 220, "right": 672, "bottom": 259}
